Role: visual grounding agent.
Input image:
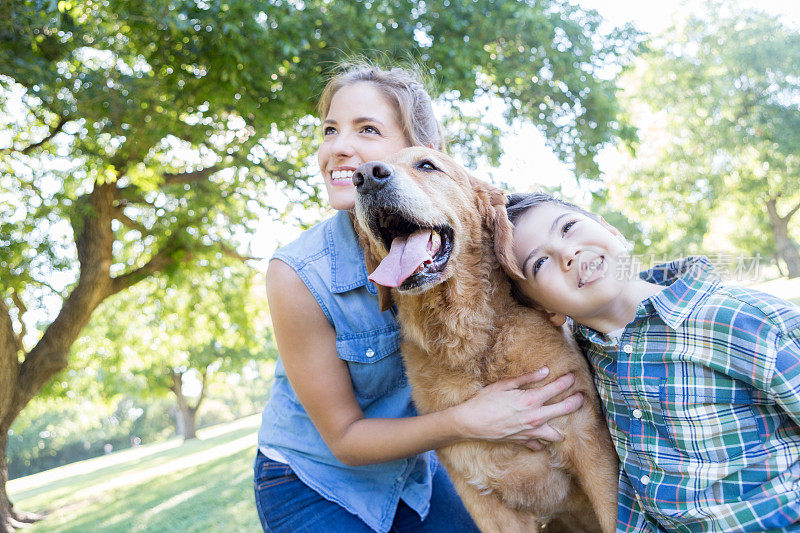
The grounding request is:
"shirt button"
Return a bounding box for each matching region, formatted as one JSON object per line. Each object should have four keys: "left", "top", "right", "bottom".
{"left": 622, "top": 344, "right": 633, "bottom": 353}
{"left": 365, "top": 348, "right": 375, "bottom": 358}
{"left": 640, "top": 475, "right": 650, "bottom": 486}
{"left": 632, "top": 409, "right": 642, "bottom": 419}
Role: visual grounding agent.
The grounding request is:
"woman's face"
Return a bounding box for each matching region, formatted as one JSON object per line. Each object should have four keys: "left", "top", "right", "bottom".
{"left": 318, "top": 81, "right": 410, "bottom": 211}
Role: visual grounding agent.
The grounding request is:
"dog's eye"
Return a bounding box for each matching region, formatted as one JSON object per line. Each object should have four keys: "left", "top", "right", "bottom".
{"left": 416, "top": 160, "right": 438, "bottom": 172}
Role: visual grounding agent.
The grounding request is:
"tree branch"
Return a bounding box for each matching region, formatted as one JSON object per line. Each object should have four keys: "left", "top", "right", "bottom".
{"left": 15, "top": 182, "right": 116, "bottom": 412}
{"left": 113, "top": 205, "right": 150, "bottom": 235}
{"left": 191, "top": 370, "right": 208, "bottom": 413}
{"left": 8, "top": 116, "right": 69, "bottom": 155}
{"left": 108, "top": 240, "right": 190, "bottom": 296}
{"left": 170, "top": 370, "right": 192, "bottom": 416}
{"left": 785, "top": 199, "right": 800, "bottom": 222}
{"left": 10, "top": 291, "right": 27, "bottom": 355}
{"left": 29, "top": 278, "right": 63, "bottom": 297}
{"left": 163, "top": 166, "right": 221, "bottom": 186}
{"left": 217, "top": 243, "right": 259, "bottom": 263}
{"left": 114, "top": 165, "right": 222, "bottom": 202}
{"left": 114, "top": 191, "right": 157, "bottom": 208}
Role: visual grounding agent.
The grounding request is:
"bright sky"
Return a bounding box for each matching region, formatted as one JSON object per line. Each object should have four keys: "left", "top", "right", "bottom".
{"left": 251, "top": 0, "right": 800, "bottom": 265}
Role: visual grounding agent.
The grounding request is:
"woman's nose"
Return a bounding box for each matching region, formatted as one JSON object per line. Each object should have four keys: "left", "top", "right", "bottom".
{"left": 331, "top": 132, "right": 356, "bottom": 157}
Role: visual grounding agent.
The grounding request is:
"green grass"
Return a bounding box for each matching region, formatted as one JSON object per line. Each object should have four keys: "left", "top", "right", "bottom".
{"left": 8, "top": 414, "right": 263, "bottom": 532}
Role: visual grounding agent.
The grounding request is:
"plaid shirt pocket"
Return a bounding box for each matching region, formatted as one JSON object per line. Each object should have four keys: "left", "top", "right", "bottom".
{"left": 659, "top": 383, "right": 765, "bottom": 464}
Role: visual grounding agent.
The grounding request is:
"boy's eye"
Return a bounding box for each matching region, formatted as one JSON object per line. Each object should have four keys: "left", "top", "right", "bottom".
{"left": 561, "top": 220, "right": 576, "bottom": 236}
{"left": 532, "top": 256, "right": 547, "bottom": 275}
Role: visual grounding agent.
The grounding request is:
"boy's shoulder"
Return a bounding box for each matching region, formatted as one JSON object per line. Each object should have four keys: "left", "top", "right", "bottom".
{"left": 643, "top": 257, "right": 800, "bottom": 338}
{"left": 697, "top": 283, "right": 800, "bottom": 337}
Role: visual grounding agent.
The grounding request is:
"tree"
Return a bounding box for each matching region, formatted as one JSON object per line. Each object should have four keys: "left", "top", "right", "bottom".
{"left": 71, "top": 264, "right": 269, "bottom": 440}
{"left": 0, "top": 0, "right": 638, "bottom": 528}
{"left": 610, "top": 3, "right": 800, "bottom": 276}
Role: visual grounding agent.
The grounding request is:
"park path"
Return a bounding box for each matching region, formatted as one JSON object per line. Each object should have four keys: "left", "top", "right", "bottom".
{"left": 8, "top": 413, "right": 260, "bottom": 496}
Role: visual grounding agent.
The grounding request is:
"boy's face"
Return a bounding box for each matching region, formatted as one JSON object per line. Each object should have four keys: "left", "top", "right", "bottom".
{"left": 511, "top": 203, "right": 631, "bottom": 325}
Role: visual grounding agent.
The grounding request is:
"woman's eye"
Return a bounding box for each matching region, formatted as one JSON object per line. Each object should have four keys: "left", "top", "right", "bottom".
{"left": 533, "top": 257, "right": 546, "bottom": 275}
{"left": 561, "top": 220, "right": 576, "bottom": 236}
{"left": 361, "top": 125, "right": 380, "bottom": 134}
{"left": 417, "top": 160, "right": 438, "bottom": 171}
{"left": 323, "top": 126, "right": 337, "bottom": 136}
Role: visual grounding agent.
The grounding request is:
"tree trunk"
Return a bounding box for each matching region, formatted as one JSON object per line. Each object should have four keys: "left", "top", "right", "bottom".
{"left": 0, "top": 158, "right": 198, "bottom": 528}
{"left": 0, "top": 428, "right": 13, "bottom": 533}
{"left": 0, "top": 427, "right": 42, "bottom": 532}
{"left": 0, "top": 183, "right": 117, "bottom": 530}
{"left": 766, "top": 198, "right": 800, "bottom": 278}
{"left": 177, "top": 407, "right": 198, "bottom": 441}
{"left": 170, "top": 371, "right": 203, "bottom": 441}
{"left": 0, "top": 179, "right": 186, "bottom": 530}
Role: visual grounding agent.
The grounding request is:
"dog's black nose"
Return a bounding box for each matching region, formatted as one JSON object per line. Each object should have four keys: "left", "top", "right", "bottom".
{"left": 353, "top": 161, "right": 393, "bottom": 193}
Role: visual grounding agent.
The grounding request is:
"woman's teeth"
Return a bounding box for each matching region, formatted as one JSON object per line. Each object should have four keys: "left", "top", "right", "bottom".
{"left": 331, "top": 170, "right": 353, "bottom": 183}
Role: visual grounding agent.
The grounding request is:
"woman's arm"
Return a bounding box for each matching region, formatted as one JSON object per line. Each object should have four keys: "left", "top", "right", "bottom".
{"left": 267, "top": 258, "right": 583, "bottom": 467}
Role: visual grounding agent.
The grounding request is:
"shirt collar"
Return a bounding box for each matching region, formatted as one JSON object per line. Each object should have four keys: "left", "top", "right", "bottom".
{"left": 327, "top": 210, "right": 371, "bottom": 294}
{"left": 641, "top": 256, "right": 721, "bottom": 330}
{"left": 572, "top": 256, "right": 720, "bottom": 340}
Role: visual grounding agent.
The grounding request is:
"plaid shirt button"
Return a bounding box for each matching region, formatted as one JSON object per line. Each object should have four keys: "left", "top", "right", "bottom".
{"left": 622, "top": 344, "right": 633, "bottom": 353}
{"left": 632, "top": 409, "right": 642, "bottom": 419}
{"left": 640, "top": 475, "right": 650, "bottom": 486}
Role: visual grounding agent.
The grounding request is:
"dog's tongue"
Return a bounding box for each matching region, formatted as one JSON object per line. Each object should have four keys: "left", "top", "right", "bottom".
{"left": 369, "top": 230, "right": 433, "bottom": 288}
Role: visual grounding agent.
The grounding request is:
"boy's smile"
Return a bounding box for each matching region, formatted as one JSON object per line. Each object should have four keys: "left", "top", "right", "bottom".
{"left": 578, "top": 254, "right": 607, "bottom": 288}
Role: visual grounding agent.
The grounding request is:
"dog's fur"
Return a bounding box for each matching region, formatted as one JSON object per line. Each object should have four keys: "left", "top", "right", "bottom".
{"left": 353, "top": 147, "right": 618, "bottom": 533}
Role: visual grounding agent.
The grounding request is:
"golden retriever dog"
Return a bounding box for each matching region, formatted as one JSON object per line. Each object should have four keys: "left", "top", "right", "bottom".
{"left": 352, "top": 147, "right": 618, "bottom": 533}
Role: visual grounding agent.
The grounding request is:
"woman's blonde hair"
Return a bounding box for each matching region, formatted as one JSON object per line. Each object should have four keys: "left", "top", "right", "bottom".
{"left": 318, "top": 60, "right": 444, "bottom": 151}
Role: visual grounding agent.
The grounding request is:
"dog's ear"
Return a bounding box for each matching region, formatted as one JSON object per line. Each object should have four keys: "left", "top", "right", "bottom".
{"left": 471, "top": 177, "right": 524, "bottom": 280}
{"left": 355, "top": 219, "right": 396, "bottom": 313}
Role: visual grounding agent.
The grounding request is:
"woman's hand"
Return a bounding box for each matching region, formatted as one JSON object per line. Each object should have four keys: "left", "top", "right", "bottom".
{"left": 450, "top": 367, "right": 584, "bottom": 451}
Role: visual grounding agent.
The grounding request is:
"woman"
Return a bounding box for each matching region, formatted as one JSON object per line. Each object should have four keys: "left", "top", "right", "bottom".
{"left": 254, "top": 62, "right": 585, "bottom": 533}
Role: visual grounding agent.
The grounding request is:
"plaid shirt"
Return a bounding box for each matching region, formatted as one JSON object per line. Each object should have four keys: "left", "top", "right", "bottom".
{"left": 573, "top": 256, "right": 800, "bottom": 532}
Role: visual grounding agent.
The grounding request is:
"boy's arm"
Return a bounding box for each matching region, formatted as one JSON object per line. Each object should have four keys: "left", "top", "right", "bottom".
{"left": 768, "top": 330, "right": 800, "bottom": 426}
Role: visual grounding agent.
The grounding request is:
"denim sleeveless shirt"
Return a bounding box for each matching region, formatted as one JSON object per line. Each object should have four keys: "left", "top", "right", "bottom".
{"left": 257, "top": 210, "right": 435, "bottom": 533}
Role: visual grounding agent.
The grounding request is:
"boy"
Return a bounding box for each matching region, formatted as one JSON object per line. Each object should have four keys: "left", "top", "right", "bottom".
{"left": 502, "top": 192, "right": 800, "bottom": 532}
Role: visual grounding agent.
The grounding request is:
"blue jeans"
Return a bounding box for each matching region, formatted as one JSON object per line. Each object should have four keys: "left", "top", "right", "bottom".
{"left": 253, "top": 451, "right": 480, "bottom": 532}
